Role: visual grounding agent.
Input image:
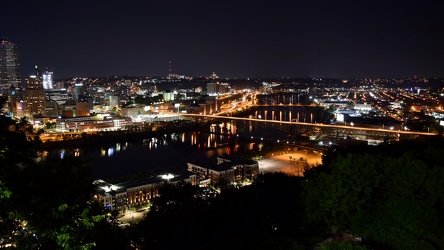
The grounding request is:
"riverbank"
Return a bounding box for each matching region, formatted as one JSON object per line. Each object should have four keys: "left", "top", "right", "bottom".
{"left": 41, "top": 121, "right": 204, "bottom": 150}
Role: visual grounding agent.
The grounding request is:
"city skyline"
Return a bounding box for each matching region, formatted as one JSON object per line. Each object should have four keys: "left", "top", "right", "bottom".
{"left": 1, "top": 1, "right": 444, "bottom": 79}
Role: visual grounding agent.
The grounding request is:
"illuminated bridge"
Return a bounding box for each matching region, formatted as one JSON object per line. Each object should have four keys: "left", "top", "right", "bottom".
{"left": 178, "top": 113, "right": 438, "bottom": 141}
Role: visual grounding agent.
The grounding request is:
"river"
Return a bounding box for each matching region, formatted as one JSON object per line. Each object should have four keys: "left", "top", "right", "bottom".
{"left": 47, "top": 104, "right": 325, "bottom": 180}
{"left": 48, "top": 123, "right": 290, "bottom": 180}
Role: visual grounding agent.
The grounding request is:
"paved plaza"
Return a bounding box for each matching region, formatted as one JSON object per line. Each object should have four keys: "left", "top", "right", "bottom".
{"left": 258, "top": 150, "right": 323, "bottom": 176}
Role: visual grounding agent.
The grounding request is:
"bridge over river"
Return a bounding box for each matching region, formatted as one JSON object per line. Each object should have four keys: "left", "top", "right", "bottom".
{"left": 178, "top": 113, "right": 437, "bottom": 142}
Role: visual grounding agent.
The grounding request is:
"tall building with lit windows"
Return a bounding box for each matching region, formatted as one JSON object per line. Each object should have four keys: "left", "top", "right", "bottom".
{"left": 42, "top": 69, "right": 53, "bottom": 89}
{"left": 206, "top": 82, "right": 216, "bottom": 95}
{"left": 24, "top": 65, "right": 46, "bottom": 116}
{"left": 0, "top": 38, "right": 21, "bottom": 95}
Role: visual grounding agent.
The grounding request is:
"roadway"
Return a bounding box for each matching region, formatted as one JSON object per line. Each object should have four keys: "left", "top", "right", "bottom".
{"left": 178, "top": 113, "right": 437, "bottom": 136}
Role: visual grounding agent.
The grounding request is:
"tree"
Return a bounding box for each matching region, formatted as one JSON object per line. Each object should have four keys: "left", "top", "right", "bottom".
{"left": 133, "top": 182, "right": 208, "bottom": 249}
{"left": 302, "top": 139, "right": 444, "bottom": 249}
{"left": 45, "top": 121, "right": 56, "bottom": 130}
{"left": 0, "top": 116, "right": 126, "bottom": 249}
{"left": 7, "top": 156, "right": 107, "bottom": 249}
{"left": 132, "top": 172, "right": 320, "bottom": 249}
{"left": 317, "top": 241, "right": 370, "bottom": 250}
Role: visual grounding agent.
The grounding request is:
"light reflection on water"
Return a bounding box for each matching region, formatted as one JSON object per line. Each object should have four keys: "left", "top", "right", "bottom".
{"left": 87, "top": 131, "right": 237, "bottom": 179}
{"left": 46, "top": 121, "right": 289, "bottom": 180}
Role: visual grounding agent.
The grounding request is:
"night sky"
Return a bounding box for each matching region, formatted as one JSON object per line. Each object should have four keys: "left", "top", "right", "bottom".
{"left": 2, "top": 1, "right": 444, "bottom": 79}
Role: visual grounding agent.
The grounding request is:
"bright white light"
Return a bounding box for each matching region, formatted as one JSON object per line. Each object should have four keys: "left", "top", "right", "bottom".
{"left": 161, "top": 174, "right": 174, "bottom": 180}
{"left": 108, "top": 147, "right": 114, "bottom": 156}
{"left": 102, "top": 185, "right": 119, "bottom": 193}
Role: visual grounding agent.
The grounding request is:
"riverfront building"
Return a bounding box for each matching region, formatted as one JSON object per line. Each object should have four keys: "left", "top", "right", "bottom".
{"left": 93, "top": 170, "right": 197, "bottom": 211}
{"left": 187, "top": 155, "right": 259, "bottom": 186}
{"left": 55, "top": 114, "right": 133, "bottom": 132}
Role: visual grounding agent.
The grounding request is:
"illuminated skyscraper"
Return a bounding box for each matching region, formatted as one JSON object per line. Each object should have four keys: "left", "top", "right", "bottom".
{"left": 42, "top": 69, "right": 53, "bottom": 89}
{"left": 0, "top": 38, "right": 21, "bottom": 95}
{"left": 24, "top": 65, "right": 45, "bottom": 116}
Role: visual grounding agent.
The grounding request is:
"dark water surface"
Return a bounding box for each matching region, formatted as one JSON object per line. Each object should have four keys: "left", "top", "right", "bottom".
{"left": 50, "top": 107, "right": 307, "bottom": 180}
{"left": 87, "top": 132, "right": 235, "bottom": 180}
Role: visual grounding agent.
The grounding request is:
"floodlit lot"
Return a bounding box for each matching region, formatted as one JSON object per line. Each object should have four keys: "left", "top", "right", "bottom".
{"left": 118, "top": 208, "right": 149, "bottom": 224}
{"left": 258, "top": 150, "right": 322, "bottom": 176}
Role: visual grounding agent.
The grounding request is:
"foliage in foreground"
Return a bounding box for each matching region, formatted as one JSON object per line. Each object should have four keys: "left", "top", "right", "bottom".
{"left": 303, "top": 138, "right": 444, "bottom": 250}
{"left": 0, "top": 111, "right": 129, "bottom": 249}
{"left": 132, "top": 138, "right": 444, "bottom": 250}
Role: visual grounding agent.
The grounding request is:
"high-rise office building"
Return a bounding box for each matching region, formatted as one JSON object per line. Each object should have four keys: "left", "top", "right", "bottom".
{"left": 24, "top": 65, "right": 45, "bottom": 116}
{"left": 0, "top": 38, "right": 21, "bottom": 95}
{"left": 7, "top": 83, "right": 24, "bottom": 117}
{"left": 42, "top": 69, "right": 53, "bottom": 89}
{"left": 206, "top": 82, "right": 216, "bottom": 95}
